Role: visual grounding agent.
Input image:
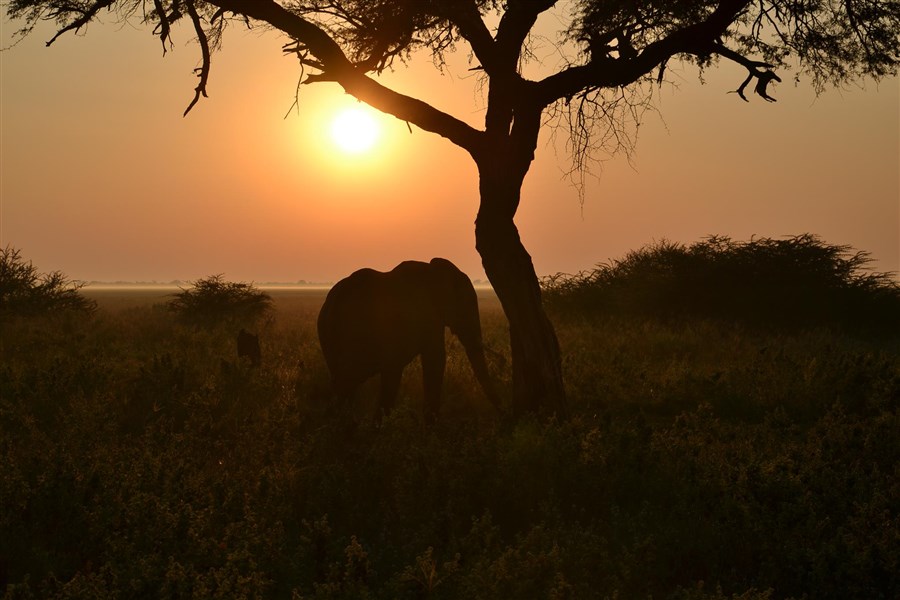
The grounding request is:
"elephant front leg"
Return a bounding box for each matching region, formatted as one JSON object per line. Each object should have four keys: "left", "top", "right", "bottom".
{"left": 377, "top": 366, "right": 404, "bottom": 423}
{"left": 421, "top": 342, "right": 447, "bottom": 425}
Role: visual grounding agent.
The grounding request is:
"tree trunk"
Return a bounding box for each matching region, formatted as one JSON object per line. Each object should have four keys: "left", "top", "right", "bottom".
{"left": 474, "top": 162, "right": 567, "bottom": 418}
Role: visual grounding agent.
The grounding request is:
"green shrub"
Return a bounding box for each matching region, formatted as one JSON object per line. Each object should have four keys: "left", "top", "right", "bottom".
{"left": 167, "top": 274, "right": 272, "bottom": 328}
{"left": 542, "top": 234, "right": 899, "bottom": 333}
{"left": 0, "top": 246, "right": 96, "bottom": 315}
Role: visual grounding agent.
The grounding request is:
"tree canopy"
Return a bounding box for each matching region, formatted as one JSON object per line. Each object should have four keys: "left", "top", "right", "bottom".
{"left": 10, "top": 1, "right": 898, "bottom": 149}
{"left": 10, "top": 1, "right": 897, "bottom": 117}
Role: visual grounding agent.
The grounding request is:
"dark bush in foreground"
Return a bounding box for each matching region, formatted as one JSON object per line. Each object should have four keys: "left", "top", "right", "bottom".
{"left": 168, "top": 274, "right": 272, "bottom": 328}
{"left": 0, "top": 246, "right": 96, "bottom": 316}
{"left": 543, "top": 234, "right": 900, "bottom": 333}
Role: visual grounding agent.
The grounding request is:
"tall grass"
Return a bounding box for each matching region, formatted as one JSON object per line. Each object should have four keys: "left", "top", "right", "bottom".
{"left": 1, "top": 268, "right": 898, "bottom": 598}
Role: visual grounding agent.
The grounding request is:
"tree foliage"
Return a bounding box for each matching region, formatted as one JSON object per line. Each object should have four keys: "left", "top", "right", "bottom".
{"left": 167, "top": 274, "right": 272, "bottom": 328}
{"left": 0, "top": 246, "right": 96, "bottom": 316}
{"left": 8, "top": 0, "right": 897, "bottom": 152}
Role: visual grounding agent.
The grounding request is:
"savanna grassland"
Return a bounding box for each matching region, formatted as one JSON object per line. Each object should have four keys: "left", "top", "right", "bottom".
{"left": 2, "top": 238, "right": 899, "bottom": 599}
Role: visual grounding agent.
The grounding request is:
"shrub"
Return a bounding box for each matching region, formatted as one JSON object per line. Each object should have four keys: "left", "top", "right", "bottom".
{"left": 167, "top": 274, "right": 272, "bottom": 328}
{"left": 0, "top": 246, "right": 96, "bottom": 315}
{"left": 542, "top": 234, "right": 899, "bottom": 333}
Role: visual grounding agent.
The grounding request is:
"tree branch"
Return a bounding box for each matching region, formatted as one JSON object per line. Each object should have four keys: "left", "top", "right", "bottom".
{"left": 207, "top": 0, "right": 484, "bottom": 153}
{"left": 339, "top": 75, "right": 485, "bottom": 155}
{"left": 183, "top": 0, "right": 211, "bottom": 116}
{"left": 45, "top": 0, "right": 116, "bottom": 46}
{"left": 151, "top": 0, "right": 168, "bottom": 53}
{"left": 711, "top": 42, "right": 781, "bottom": 101}
{"left": 480, "top": 2, "right": 559, "bottom": 138}
{"left": 532, "top": 0, "right": 750, "bottom": 107}
{"left": 150, "top": 0, "right": 174, "bottom": 55}
{"left": 447, "top": 1, "right": 498, "bottom": 74}
{"left": 211, "top": 0, "right": 349, "bottom": 67}
{"left": 494, "top": 0, "right": 557, "bottom": 70}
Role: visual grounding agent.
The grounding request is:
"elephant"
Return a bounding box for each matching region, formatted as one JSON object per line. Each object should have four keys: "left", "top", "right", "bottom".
{"left": 317, "top": 258, "right": 501, "bottom": 422}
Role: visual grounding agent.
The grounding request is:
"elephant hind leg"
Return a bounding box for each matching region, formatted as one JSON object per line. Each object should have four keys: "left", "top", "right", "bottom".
{"left": 421, "top": 344, "right": 446, "bottom": 425}
{"left": 325, "top": 376, "right": 357, "bottom": 421}
{"left": 329, "top": 365, "right": 361, "bottom": 402}
{"left": 377, "top": 367, "right": 404, "bottom": 423}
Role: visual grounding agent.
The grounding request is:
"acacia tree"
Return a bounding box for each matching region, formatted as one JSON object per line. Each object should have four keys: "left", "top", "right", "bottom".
{"left": 8, "top": 0, "right": 898, "bottom": 416}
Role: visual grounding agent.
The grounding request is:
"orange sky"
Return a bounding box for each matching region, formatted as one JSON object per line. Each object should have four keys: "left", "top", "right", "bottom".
{"left": 1, "top": 17, "right": 898, "bottom": 283}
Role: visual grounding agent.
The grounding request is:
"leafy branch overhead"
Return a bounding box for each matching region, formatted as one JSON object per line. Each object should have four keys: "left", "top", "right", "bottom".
{"left": 8, "top": 1, "right": 898, "bottom": 133}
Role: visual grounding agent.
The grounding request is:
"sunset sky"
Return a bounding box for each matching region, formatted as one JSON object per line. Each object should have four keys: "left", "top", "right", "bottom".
{"left": 1, "top": 14, "right": 897, "bottom": 284}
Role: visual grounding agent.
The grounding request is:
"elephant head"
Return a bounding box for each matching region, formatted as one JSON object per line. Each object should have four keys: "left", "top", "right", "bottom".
{"left": 427, "top": 258, "right": 502, "bottom": 410}
{"left": 317, "top": 257, "right": 501, "bottom": 422}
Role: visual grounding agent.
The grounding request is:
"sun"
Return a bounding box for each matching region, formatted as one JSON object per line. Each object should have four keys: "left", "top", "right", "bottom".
{"left": 330, "top": 107, "right": 381, "bottom": 154}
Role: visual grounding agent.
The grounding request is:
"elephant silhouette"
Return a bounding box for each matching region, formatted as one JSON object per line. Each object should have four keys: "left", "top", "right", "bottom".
{"left": 317, "top": 258, "right": 501, "bottom": 422}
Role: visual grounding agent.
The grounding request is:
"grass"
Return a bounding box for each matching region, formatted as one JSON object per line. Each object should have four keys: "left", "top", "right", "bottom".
{"left": 1, "top": 282, "right": 898, "bottom": 598}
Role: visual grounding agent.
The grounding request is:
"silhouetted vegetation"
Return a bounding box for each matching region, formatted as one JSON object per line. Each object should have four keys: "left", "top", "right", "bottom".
{"left": 2, "top": 262, "right": 897, "bottom": 598}
{"left": 168, "top": 274, "right": 273, "bottom": 328}
{"left": 0, "top": 246, "right": 96, "bottom": 316}
{"left": 11, "top": 0, "right": 898, "bottom": 416}
{"left": 543, "top": 235, "right": 900, "bottom": 334}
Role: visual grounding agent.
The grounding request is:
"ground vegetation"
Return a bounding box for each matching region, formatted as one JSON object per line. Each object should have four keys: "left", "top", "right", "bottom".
{"left": 2, "top": 240, "right": 897, "bottom": 598}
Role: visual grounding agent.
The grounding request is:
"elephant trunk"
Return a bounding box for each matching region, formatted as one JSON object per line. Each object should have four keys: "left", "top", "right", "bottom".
{"left": 462, "top": 340, "right": 503, "bottom": 413}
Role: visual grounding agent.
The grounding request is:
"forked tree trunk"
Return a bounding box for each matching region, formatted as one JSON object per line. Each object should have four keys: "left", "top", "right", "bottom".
{"left": 474, "top": 162, "right": 568, "bottom": 418}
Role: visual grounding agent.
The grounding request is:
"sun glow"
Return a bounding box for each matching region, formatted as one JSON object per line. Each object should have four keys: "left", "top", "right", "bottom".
{"left": 330, "top": 107, "right": 381, "bottom": 154}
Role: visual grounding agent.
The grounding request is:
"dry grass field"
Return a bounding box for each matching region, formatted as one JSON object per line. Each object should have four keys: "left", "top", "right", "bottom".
{"left": 2, "top": 243, "right": 899, "bottom": 599}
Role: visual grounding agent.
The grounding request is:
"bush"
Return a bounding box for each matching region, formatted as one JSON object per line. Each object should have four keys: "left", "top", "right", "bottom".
{"left": 542, "top": 234, "right": 899, "bottom": 333}
{"left": 0, "top": 246, "right": 96, "bottom": 316}
{"left": 167, "top": 274, "right": 272, "bottom": 328}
